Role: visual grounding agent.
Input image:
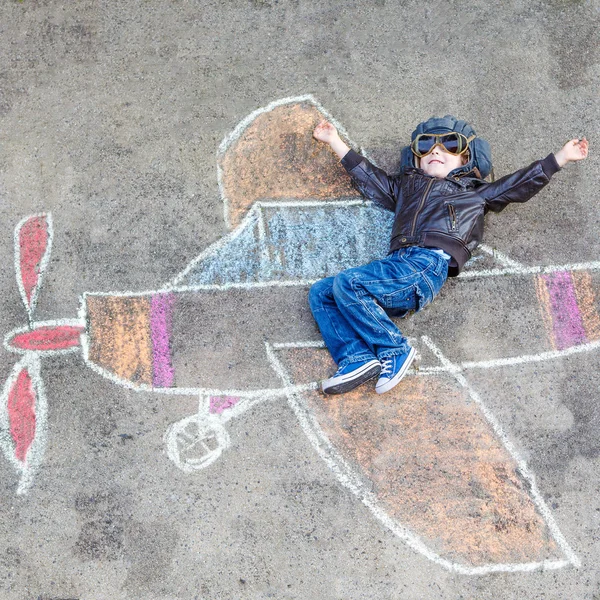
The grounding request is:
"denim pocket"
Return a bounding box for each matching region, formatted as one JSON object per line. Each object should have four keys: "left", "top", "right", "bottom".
{"left": 415, "top": 279, "right": 435, "bottom": 310}
{"left": 381, "top": 284, "right": 417, "bottom": 311}
{"left": 423, "top": 260, "right": 448, "bottom": 300}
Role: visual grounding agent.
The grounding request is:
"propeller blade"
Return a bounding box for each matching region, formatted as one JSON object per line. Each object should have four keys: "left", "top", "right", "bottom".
{"left": 0, "top": 355, "right": 47, "bottom": 494}
{"left": 6, "top": 322, "right": 84, "bottom": 353}
{"left": 15, "top": 213, "right": 53, "bottom": 322}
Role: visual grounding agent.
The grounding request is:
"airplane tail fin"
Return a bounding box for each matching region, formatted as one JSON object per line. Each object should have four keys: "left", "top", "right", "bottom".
{"left": 218, "top": 96, "right": 361, "bottom": 230}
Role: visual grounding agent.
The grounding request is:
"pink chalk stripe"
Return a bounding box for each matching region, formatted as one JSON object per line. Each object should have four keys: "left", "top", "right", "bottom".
{"left": 543, "top": 271, "right": 587, "bottom": 350}
{"left": 209, "top": 396, "right": 240, "bottom": 414}
{"left": 150, "top": 293, "right": 176, "bottom": 388}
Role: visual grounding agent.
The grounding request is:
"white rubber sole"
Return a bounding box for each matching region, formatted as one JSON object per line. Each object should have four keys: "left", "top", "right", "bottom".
{"left": 375, "top": 347, "right": 416, "bottom": 394}
{"left": 321, "top": 359, "right": 381, "bottom": 395}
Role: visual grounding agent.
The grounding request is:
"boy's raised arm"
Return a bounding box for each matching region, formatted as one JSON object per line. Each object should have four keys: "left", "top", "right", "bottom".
{"left": 481, "top": 137, "right": 589, "bottom": 213}
{"left": 313, "top": 120, "right": 399, "bottom": 212}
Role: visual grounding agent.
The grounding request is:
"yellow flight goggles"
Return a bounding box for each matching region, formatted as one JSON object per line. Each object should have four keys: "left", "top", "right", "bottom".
{"left": 411, "top": 132, "right": 473, "bottom": 158}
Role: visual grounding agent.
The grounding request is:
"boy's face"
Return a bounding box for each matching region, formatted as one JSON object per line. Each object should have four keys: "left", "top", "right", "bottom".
{"left": 419, "top": 146, "right": 465, "bottom": 178}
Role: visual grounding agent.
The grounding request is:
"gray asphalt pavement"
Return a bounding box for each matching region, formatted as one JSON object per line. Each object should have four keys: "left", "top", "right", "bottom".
{"left": 0, "top": 1, "right": 599, "bottom": 599}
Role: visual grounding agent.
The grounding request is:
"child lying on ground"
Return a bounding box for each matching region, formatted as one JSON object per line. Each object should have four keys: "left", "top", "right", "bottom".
{"left": 309, "top": 116, "right": 588, "bottom": 395}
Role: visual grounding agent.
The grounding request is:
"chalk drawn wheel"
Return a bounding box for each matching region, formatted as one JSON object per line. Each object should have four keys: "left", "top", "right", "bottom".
{"left": 164, "top": 414, "right": 230, "bottom": 473}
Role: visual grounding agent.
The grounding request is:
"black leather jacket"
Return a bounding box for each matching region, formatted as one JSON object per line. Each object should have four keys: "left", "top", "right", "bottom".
{"left": 341, "top": 149, "right": 561, "bottom": 276}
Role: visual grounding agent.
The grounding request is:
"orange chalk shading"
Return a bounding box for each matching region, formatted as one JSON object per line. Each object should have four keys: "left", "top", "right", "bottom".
{"left": 279, "top": 347, "right": 559, "bottom": 566}
{"left": 219, "top": 101, "right": 360, "bottom": 228}
{"left": 86, "top": 296, "right": 153, "bottom": 386}
{"left": 572, "top": 270, "right": 600, "bottom": 341}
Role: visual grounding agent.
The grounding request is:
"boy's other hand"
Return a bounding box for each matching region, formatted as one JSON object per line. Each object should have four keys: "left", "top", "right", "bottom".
{"left": 313, "top": 120, "right": 339, "bottom": 144}
{"left": 555, "top": 138, "right": 589, "bottom": 167}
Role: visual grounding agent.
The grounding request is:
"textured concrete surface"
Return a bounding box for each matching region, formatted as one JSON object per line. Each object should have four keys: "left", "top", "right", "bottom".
{"left": 0, "top": 1, "right": 599, "bottom": 599}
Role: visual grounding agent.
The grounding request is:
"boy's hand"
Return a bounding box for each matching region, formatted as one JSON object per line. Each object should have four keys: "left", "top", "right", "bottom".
{"left": 555, "top": 138, "right": 589, "bottom": 167}
{"left": 313, "top": 119, "right": 351, "bottom": 160}
{"left": 313, "top": 120, "right": 340, "bottom": 144}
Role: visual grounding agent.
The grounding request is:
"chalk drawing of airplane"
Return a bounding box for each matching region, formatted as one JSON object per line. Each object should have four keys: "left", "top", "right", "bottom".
{"left": 2, "top": 96, "right": 596, "bottom": 574}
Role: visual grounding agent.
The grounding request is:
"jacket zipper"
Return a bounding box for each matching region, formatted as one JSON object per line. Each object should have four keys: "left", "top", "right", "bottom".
{"left": 410, "top": 178, "right": 434, "bottom": 236}
{"left": 447, "top": 203, "right": 457, "bottom": 231}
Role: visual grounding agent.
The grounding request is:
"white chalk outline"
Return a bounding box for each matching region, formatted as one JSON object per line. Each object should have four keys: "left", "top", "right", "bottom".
{"left": 272, "top": 340, "right": 326, "bottom": 349}
{"left": 161, "top": 383, "right": 318, "bottom": 474}
{"left": 477, "top": 243, "right": 526, "bottom": 269}
{"left": 256, "top": 202, "right": 271, "bottom": 276}
{"left": 419, "top": 338, "right": 600, "bottom": 375}
{"left": 14, "top": 213, "right": 54, "bottom": 326}
{"left": 458, "top": 260, "right": 600, "bottom": 279}
{"left": 3, "top": 97, "right": 592, "bottom": 566}
{"left": 265, "top": 339, "right": 579, "bottom": 574}
{"left": 0, "top": 353, "right": 47, "bottom": 495}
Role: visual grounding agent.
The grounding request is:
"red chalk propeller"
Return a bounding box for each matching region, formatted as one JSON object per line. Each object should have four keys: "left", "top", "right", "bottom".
{"left": 1, "top": 214, "right": 83, "bottom": 494}
{"left": 6, "top": 324, "right": 84, "bottom": 353}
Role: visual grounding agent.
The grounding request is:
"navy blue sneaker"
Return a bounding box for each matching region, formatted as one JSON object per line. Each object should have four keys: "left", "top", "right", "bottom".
{"left": 375, "top": 347, "right": 416, "bottom": 394}
{"left": 321, "top": 359, "right": 381, "bottom": 395}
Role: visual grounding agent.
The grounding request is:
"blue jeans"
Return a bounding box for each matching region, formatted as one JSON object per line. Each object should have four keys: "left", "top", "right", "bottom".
{"left": 308, "top": 247, "right": 449, "bottom": 368}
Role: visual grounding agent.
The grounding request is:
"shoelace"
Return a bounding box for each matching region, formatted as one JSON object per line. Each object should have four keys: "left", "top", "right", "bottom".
{"left": 379, "top": 357, "right": 393, "bottom": 376}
